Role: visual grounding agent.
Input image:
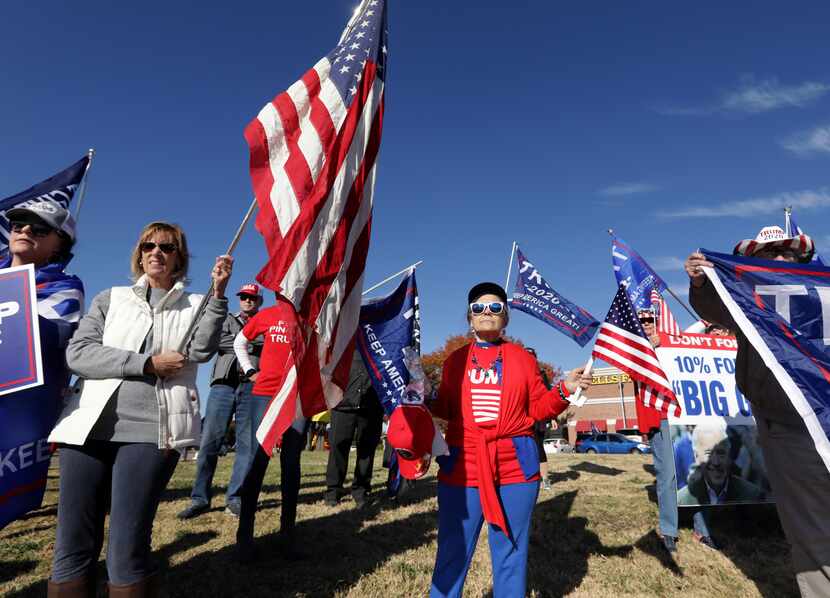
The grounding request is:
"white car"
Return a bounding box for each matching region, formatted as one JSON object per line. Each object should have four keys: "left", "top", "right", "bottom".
{"left": 543, "top": 438, "right": 573, "bottom": 454}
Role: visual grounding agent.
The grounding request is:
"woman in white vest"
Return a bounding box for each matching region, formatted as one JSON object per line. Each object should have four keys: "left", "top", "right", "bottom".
{"left": 47, "top": 221, "right": 232, "bottom": 598}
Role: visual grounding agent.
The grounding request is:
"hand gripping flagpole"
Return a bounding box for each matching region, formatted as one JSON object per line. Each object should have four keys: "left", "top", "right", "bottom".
{"left": 504, "top": 241, "right": 517, "bottom": 290}
{"left": 569, "top": 356, "right": 594, "bottom": 407}
{"left": 72, "top": 148, "right": 96, "bottom": 222}
{"left": 176, "top": 198, "right": 258, "bottom": 354}
{"left": 362, "top": 260, "right": 423, "bottom": 296}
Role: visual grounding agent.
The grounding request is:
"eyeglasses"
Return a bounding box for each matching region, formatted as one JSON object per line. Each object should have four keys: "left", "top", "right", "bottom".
{"left": 639, "top": 317, "right": 655, "bottom": 324}
{"left": 469, "top": 301, "right": 505, "bottom": 315}
{"left": 238, "top": 294, "right": 259, "bottom": 302}
{"left": 140, "top": 242, "right": 177, "bottom": 254}
{"left": 10, "top": 221, "right": 55, "bottom": 237}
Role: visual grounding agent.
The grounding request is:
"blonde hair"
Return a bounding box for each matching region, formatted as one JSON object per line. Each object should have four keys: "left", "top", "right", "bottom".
{"left": 130, "top": 221, "right": 190, "bottom": 283}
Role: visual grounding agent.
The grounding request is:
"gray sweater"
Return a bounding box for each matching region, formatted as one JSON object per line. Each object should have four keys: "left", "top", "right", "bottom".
{"left": 67, "top": 287, "right": 227, "bottom": 443}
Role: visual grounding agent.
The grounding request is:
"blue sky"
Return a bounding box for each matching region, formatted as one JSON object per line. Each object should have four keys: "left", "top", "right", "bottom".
{"left": 2, "top": 1, "right": 830, "bottom": 395}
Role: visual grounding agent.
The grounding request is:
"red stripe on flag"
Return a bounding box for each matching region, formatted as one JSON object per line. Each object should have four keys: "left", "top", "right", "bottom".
{"left": 274, "top": 91, "right": 315, "bottom": 206}
{"left": 244, "top": 119, "right": 281, "bottom": 254}
{"left": 302, "top": 69, "right": 337, "bottom": 160}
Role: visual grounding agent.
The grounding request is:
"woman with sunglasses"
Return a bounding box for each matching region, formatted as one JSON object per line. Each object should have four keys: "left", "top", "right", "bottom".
{"left": 47, "top": 222, "right": 232, "bottom": 597}
{"left": 429, "top": 282, "right": 592, "bottom": 598}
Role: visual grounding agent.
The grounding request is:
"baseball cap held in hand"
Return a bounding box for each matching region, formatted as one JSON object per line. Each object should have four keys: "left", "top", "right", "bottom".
{"left": 387, "top": 404, "right": 434, "bottom": 480}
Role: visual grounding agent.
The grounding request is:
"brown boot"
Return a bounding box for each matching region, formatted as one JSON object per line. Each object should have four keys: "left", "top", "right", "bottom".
{"left": 47, "top": 576, "right": 94, "bottom": 598}
{"left": 107, "top": 573, "right": 158, "bottom": 598}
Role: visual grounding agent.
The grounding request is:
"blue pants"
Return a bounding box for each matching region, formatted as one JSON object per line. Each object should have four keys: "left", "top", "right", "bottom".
{"left": 431, "top": 481, "right": 539, "bottom": 598}
{"left": 652, "top": 419, "right": 709, "bottom": 538}
{"left": 52, "top": 441, "right": 179, "bottom": 585}
{"left": 190, "top": 382, "right": 253, "bottom": 507}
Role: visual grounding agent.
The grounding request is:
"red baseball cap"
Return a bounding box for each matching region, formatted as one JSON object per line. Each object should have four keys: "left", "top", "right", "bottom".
{"left": 236, "top": 283, "right": 262, "bottom": 297}
{"left": 387, "top": 405, "right": 434, "bottom": 480}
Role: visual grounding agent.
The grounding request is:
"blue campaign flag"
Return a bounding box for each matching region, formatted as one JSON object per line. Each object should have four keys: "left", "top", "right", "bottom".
{"left": 702, "top": 250, "right": 830, "bottom": 473}
{"left": 356, "top": 271, "right": 419, "bottom": 415}
{"left": 612, "top": 234, "right": 668, "bottom": 311}
{"left": 0, "top": 265, "right": 42, "bottom": 396}
{"left": 510, "top": 247, "right": 599, "bottom": 347}
{"left": 788, "top": 211, "right": 826, "bottom": 266}
{"left": 0, "top": 155, "right": 89, "bottom": 254}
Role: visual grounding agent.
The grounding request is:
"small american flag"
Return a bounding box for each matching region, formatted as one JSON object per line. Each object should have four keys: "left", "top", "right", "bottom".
{"left": 593, "top": 285, "right": 681, "bottom": 417}
{"left": 245, "top": 0, "right": 388, "bottom": 452}
{"left": 650, "top": 289, "right": 681, "bottom": 337}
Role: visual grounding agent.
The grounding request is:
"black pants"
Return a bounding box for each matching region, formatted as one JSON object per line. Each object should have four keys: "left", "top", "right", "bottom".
{"left": 325, "top": 407, "right": 383, "bottom": 501}
{"left": 237, "top": 398, "right": 307, "bottom": 540}
{"left": 51, "top": 441, "right": 179, "bottom": 585}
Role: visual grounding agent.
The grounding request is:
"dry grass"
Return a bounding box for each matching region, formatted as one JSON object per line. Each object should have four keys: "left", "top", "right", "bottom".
{"left": 1, "top": 450, "right": 798, "bottom": 597}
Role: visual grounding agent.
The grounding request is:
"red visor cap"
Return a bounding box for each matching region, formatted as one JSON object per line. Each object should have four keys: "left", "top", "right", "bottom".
{"left": 387, "top": 405, "right": 434, "bottom": 480}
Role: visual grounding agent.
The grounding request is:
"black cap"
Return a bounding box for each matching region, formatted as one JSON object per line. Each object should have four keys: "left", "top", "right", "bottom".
{"left": 467, "top": 282, "right": 507, "bottom": 304}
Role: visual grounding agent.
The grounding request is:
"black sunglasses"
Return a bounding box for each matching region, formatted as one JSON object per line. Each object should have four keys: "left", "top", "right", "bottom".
{"left": 639, "top": 317, "right": 655, "bottom": 324}
{"left": 10, "top": 220, "right": 56, "bottom": 238}
{"left": 238, "top": 293, "right": 260, "bottom": 301}
{"left": 140, "top": 242, "right": 177, "bottom": 254}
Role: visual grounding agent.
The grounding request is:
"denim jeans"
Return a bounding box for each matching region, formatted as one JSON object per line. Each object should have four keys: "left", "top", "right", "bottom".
{"left": 52, "top": 441, "right": 179, "bottom": 585}
{"left": 190, "top": 382, "right": 253, "bottom": 507}
{"left": 652, "top": 418, "right": 709, "bottom": 537}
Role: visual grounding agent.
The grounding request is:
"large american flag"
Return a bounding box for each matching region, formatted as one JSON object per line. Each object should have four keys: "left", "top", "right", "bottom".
{"left": 649, "top": 289, "right": 681, "bottom": 337}
{"left": 245, "top": 0, "right": 388, "bottom": 453}
{"left": 593, "top": 285, "right": 681, "bottom": 417}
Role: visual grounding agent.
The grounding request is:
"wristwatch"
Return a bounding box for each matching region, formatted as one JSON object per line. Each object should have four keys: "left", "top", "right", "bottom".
{"left": 245, "top": 368, "right": 258, "bottom": 378}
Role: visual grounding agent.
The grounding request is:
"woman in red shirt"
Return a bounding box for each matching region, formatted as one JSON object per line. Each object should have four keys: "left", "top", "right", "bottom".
{"left": 429, "top": 282, "right": 591, "bottom": 598}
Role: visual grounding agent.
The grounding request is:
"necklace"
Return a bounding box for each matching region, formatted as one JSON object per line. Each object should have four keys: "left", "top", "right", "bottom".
{"left": 471, "top": 345, "right": 502, "bottom": 377}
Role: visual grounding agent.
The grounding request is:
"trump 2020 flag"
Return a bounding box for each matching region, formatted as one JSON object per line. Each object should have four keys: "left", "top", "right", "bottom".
{"left": 510, "top": 247, "right": 599, "bottom": 347}
{"left": 612, "top": 234, "right": 668, "bottom": 311}
{"left": 0, "top": 155, "right": 89, "bottom": 256}
{"left": 357, "top": 271, "right": 418, "bottom": 415}
{"left": 701, "top": 250, "right": 830, "bottom": 472}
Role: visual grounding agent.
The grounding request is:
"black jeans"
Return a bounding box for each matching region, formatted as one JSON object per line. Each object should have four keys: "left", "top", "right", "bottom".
{"left": 237, "top": 395, "right": 307, "bottom": 540}
{"left": 325, "top": 407, "right": 382, "bottom": 501}
{"left": 51, "top": 441, "right": 179, "bottom": 585}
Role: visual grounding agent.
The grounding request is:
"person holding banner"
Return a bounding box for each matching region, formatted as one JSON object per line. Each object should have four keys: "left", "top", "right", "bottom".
{"left": 47, "top": 222, "right": 232, "bottom": 598}
{"left": 685, "top": 226, "right": 830, "bottom": 596}
{"left": 428, "top": 282, "right": 592, "bottom": 598}
{"left": 0, "top": 202, "right": 84, "bottom": 530}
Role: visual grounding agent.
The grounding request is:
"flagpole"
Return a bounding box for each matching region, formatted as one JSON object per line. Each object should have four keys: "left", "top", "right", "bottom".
{"left": 570, "top": 356, "right": 594, "bottom": 406}
{"left": 72, "top": 148, "right": 96, "bottom": 222}
{"left": 504, "top": 241, "right": 517, "bottom": 290}
{"left": 176, "top": 197, "right": 258, "bottom": 353}
{"left": 362, "top": 260, "right": 423, "bottom": 296}
{"left": 608, "top": 228, "right": 698, "bottom": 321}
{"left": 784, "top": 206, "right": 792, "bottom": 237}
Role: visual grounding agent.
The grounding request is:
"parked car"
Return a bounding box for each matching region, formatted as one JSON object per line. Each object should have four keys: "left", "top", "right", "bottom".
{"left": 574, "top": 433, "right": 651, "bottom": 455}
{"left": 543, "top": 438, "right": 573, "bottom": 454}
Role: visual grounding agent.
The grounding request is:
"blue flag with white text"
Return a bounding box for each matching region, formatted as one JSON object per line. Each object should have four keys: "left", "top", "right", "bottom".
{"left": 356, "top": 271, "right": 418, "bottom": 415}
{"left": 612, "top": 234, "right": 668, "bottom": 311}
{"left": 702, "top": 250, "right": 830, "bottom": 474}
{"left": 0, "top": 156, "right": 89, "bottom": 256}
{"left": 510, "top": 247, "right": 599, "bottom": 347}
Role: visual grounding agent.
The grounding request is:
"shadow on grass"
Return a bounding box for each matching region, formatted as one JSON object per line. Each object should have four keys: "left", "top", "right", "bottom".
{"left": 160, "top": 479, "right": 328, "bottom": 504}
{"left": 569, "top": 462, "right": 625, "bottom": 477}
{"left": 155, "top": 487, "right": 441, "bottom": 597}
{"left": 0, "top": 560, "right": 37, "bottom": 584}
{"left": 642, "top": 463, "right": 655, "bottom": 476}
{"left": 683, "top": 505, "right": 798, "bottom": 598}
{"left": 634, "top": 530, "right": 683, "bottom": 577}
{"left": 527, "top": 491, "right": 634, "bottom": 596}
{"left": 548, "top": 470, "right": 580, "bottom": 485}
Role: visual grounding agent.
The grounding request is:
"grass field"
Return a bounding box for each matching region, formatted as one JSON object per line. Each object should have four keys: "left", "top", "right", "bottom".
{"left": 0, "top": 448, "right": 798, "bottom": 597}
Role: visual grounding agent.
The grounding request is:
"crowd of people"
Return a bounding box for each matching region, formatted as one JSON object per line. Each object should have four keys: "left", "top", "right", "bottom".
{"left": 2, "top": 203, "right": 829, "bottom": 598}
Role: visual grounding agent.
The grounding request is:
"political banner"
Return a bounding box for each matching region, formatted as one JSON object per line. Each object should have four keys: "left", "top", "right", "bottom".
{"left": 356, "top": 271, "right": 419, "bottom": 415}
{"left": 0, "top": 264, "right": 43, "bottom": 396}
{"left": 701, "top": 250, "right": 830, "bottom": 475}
{"left": 510, "top": 247, "right": 599, "bottom": 347}
{"left": 611, "top": 234, "right": 668, "bottom": 311}
{"left": 655, "top": 332, "right": 773, "bottom": 506}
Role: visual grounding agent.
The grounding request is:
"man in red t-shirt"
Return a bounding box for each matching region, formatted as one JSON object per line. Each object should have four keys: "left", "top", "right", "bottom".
{"left": 233, "top": 295, "right": 307, "bottom": 561}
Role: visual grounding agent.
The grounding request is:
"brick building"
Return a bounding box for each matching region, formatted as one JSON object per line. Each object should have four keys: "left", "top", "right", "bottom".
{"left": 563, "top": 366, "right": 643, "bottom": 444}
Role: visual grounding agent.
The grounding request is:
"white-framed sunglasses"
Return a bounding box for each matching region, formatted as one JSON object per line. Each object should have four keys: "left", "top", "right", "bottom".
{"left": 469, "top": 301, "right": 505, "bottom": 315}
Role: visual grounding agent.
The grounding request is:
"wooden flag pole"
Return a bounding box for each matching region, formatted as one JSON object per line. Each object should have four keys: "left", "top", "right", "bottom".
{"left": 362, "top": 260, "right": 423, "bottom": 296}
{"left": 72, "top": 148, "right": 96, "bottom": 222}
{"left": 177, "top": 198, "right": 258, "bottom": 353}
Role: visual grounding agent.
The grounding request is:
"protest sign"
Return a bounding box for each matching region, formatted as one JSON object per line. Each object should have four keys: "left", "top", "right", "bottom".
{"left": 0, "top": 264, "right": 43, "bottom": 396}
{"left": 656, "top": 332, "right": 773, "bottom": 506}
